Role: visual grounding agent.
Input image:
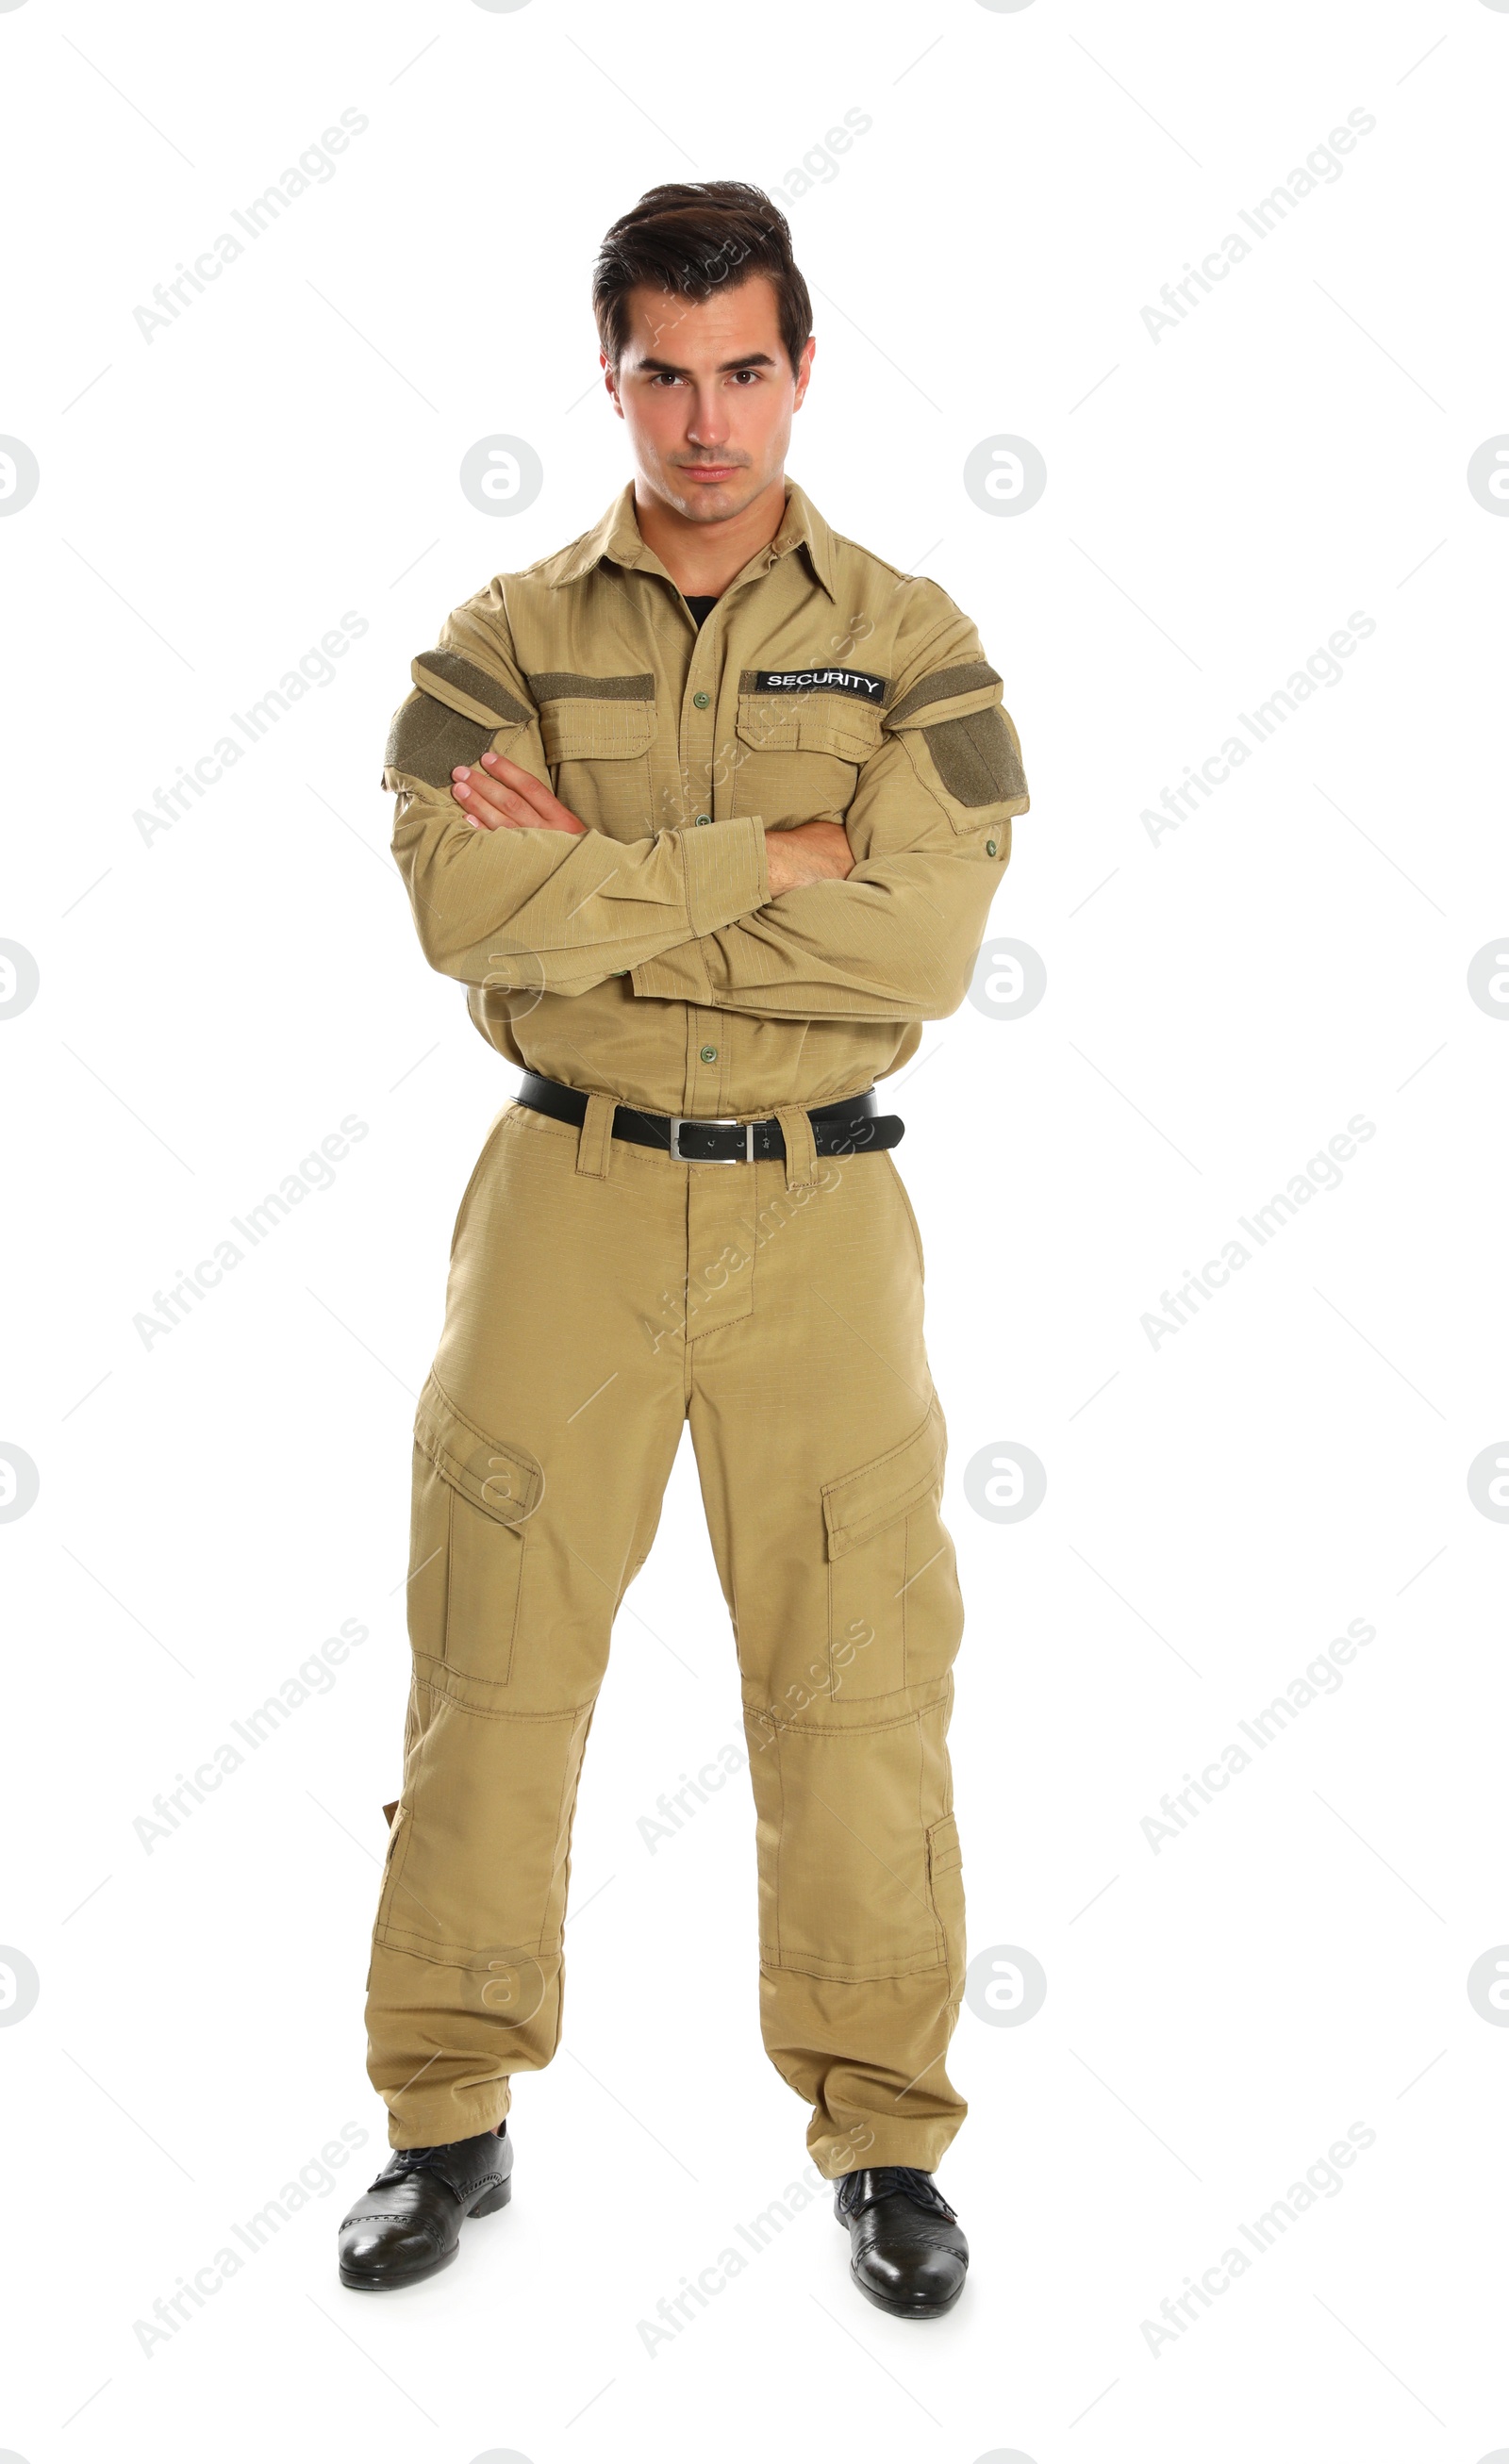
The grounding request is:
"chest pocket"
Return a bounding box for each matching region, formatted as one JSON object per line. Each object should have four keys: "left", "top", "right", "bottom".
{"left": 529, "top": 670, "right": 658, "bottom": 841}
{"left": 728, "top": 686, "right": 884, "bottom": 825}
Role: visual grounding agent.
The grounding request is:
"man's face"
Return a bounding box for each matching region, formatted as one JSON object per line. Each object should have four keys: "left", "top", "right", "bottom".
{"left": 604, "top": 271, "right": 814, "bottom": 525}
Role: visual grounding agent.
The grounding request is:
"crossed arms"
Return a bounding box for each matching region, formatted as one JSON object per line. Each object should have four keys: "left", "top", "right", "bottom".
{"left": 453, "top": 747, "right": 856, "bottom": 894}
{"left": 387, "top": 598, "right": 1026, "bottom": 1026}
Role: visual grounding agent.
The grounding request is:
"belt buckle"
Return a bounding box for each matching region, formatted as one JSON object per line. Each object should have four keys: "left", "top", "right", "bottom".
{"left": 668, "top": 1115, "right": 755, "bottom": 1164}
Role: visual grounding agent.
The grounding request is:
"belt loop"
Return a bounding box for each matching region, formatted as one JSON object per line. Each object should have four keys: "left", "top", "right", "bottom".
{"left": 575, "top": 1090, "right": 616, "bottom": 1178}
{"left": 773, "top": 1102, "right": 819, "bottom": 1191}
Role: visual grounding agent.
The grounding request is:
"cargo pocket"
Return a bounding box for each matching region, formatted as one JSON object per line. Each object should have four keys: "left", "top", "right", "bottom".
{"left": 532, "top": 675, "right": 657, "bottom": 838}
{"left": 822, "top": 1396, "right": 962, "bottom": 1701}
{"left": 925, "top": 1811, "right": 966, "bottom": 1977}
{"left": 371, "top": 1795, "right": 411, "bottom": 1950}
{"left": 730, "top": 688, "right": 883, "bottom": 825}
{"left": 745, "top": 1688, "right": 953, "bottom": 1980}
{"left": 406, "top": 1371, "right": 542, "bottom": 1710}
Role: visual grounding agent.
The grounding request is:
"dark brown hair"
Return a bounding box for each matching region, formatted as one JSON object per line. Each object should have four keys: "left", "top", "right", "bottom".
{"left": 591, "top": 182, "right": 812, "bottom": 379}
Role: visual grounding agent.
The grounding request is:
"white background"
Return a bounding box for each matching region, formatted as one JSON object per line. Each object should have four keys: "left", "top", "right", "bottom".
{"left": 3, "top": 1, "right": 1507, "bottom": 2456}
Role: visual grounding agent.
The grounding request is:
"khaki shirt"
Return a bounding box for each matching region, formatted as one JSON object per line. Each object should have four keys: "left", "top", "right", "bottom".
{"left": 382, "top": 478, "right": 1029, "bottom": 1118}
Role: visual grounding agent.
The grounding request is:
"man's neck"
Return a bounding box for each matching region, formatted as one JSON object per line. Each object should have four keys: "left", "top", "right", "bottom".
{"left": 632, "top": 471, "right": 788, "bottom": 602}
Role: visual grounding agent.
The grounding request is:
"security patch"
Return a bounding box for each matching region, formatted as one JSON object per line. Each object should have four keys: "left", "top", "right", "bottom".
{"left": 749, "top": 668, "right": 889, "bottom": 703}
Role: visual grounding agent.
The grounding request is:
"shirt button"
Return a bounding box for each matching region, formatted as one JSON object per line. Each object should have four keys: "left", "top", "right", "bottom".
{"left": 693, "top": 690, "right": 710, "bottom": 708}
{"left": 693, "top": 813, "right": 712, "bottom": 826}
{"left": 700, "top": 1045, "right": 718, "bottom": 1064}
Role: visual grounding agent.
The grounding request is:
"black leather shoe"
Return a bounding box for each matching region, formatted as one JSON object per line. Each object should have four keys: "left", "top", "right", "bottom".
{"left": 338, "top": 2122, "right": 512, "bottom": 2290}
{"left": 835, "top": 2166, "right": 969, "bottom": 2318}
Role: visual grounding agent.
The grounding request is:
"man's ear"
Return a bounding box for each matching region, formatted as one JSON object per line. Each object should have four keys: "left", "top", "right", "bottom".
{"left": 793, "top": 334, "right": 816, "bottom": 411}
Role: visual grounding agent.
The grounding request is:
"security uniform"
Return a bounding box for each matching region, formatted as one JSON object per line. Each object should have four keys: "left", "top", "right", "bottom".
{"left": 364, "top": 479, "right": 1029, "bottom": 2176}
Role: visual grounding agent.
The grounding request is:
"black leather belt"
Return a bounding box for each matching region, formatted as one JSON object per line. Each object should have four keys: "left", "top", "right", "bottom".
{"left": 514, "top": 1070, "right": 904, "bottom": 1163}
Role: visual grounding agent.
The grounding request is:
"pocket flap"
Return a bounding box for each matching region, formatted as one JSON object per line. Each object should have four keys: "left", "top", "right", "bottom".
{"left": 822, "top": 1396, "right": 946, "bottom": 1559}
{"left": 413, "top": 1372, "right": 543, "bottom": 1527}
{"left": 531, "top": 676, "right": 657, "bottom": 763}
{"left": 735, "top": 688, "right": 882, "bottom": 763}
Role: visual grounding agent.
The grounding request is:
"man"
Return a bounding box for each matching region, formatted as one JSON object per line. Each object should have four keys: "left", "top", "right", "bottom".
{"left": 339, "top": 180, "right": 1029, "bottom": 2320}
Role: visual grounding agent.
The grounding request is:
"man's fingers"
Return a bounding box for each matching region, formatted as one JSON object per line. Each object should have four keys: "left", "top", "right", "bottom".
{"left": 452, "top": 764, "right": 528, "bottom": 827}
{"left": 481, "top": 751, "right": 585, "bottom": 832}
{"left": 451, "top": 754, "right": 588, "bottom": 836}
{"left": 452, "top": 767, "right": 506, "bottom": 811}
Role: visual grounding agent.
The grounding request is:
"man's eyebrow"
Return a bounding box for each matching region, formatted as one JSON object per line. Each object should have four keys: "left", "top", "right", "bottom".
{"left": 632, "top": 351, "right": 778, "bottom": 375}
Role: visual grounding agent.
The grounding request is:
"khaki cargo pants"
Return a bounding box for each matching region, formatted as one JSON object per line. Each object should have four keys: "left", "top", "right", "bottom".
{"left": 364, "top": 1096, "right": 969, "bottom": 2175}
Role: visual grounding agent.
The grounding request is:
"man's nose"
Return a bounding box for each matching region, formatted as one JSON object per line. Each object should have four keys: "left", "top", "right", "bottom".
{"left": 685, "top": 389, "right": 732, "bottom": 444}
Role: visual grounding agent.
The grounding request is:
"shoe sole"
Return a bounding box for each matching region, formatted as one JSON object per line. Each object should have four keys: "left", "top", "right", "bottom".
{"left": 340, "top": 2176, "right": 511, "bottom": 2291}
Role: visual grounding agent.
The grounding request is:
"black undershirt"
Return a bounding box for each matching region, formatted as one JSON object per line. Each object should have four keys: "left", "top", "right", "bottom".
{"left": 685, "top": 593, "right": 719, "bottom": 628}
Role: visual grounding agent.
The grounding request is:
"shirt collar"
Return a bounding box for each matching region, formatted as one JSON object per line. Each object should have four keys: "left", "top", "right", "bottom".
{"left": 548, "top": 476, "right": 837, "bottom": 604}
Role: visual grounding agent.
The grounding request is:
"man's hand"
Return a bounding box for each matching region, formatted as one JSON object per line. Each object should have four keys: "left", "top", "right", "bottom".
{"left": 452, "top": 751, "right": 587, "bottom": 835}
{"left": 764, "top": 819, "right": 854, "bottom": 895}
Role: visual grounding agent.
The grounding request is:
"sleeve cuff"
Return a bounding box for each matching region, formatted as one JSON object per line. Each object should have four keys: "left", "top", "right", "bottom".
{"left": 682, "top": 813, "right": 768, "bottom": 937}
{"left": 630, "top": 941, "right": 715, "bottom": 1002}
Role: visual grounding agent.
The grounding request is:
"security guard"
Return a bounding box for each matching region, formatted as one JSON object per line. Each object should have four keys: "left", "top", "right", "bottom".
{"left": 340, "top": 182, "right": 1029, "bottom": 2319}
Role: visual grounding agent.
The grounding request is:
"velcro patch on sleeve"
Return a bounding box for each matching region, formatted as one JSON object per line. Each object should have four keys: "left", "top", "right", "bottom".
{"left": 412, "top": 648, "right": 533, "bottom": 728}
{"left": 885, "top": 660, "right": 1002, "bottom": 727}
{"left": 741, "top": 666, "right": 889, "bottom": 703}
{"left": 384, "top": 692, "right": 495, "bottom": 787}
{"left": 922, "top": 706, "right": 1027, "bottom": 808}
